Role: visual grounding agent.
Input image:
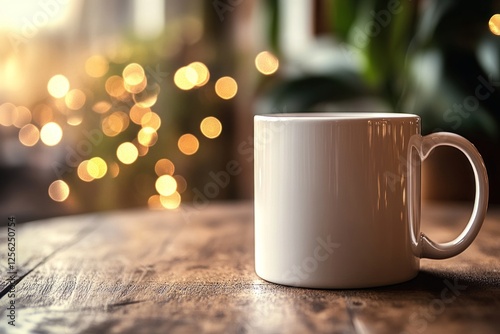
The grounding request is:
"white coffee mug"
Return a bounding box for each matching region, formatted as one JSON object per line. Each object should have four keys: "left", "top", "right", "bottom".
{"left": 254, "top": 113, "right": 488, "bottom": 288}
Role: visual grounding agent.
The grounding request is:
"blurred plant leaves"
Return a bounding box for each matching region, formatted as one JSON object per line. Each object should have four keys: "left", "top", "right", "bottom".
{"left": 257, "top": 71, "right": 371, "bottom": 113}
{"left": 258, "top": 0, "right": 500, "bottom": 139}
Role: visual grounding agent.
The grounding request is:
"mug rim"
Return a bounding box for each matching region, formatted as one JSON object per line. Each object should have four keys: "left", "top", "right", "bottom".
{"left": 255, "top": 112, "right": 419, "bottom": 120}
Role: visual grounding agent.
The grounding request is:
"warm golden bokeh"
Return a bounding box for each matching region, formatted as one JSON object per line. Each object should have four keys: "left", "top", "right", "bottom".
{"left": 200, "top": 116, "right": 222, "bottom": 139}
{"left": 48, "top": 180, "right": 70, "bottom": 202}
{"left": 133, "top": 83, "right": 160, "bottom": 107}
{"left": 148, "top": 194, "right": 163, "bottom": 210}
{"left": 108, "top": 161, "right": 120, "bottom": 178}
{"left": 65, "top": 89, "right": 86, "bottom": 110}
{"left": 173, "top": 175, "right": 187, "bottom": 193}
{"left": 137, "top": 127, "right": 158, "bottom": 147}
{"left": 92, "top": 101, "right": 112, "bottom": 114}
{"left": 140, "top": 111, "right": 161, "bottom": 130}
{"left": 130, "top": 105, "right": 151, "bottom": 124}
{"left": 215, "top": 76, "right": 238, "bottom": 99}
{"left": 135, "top": 141, "right": 149, "bottom": 156}
{"left": 123, "top": 63, "right": 147, "bottom": 94}
{"left": 160, "top": 191, "right": 181, "bottom": 209}
{"left": 40, "top": 122, "right": 63, "bottom": 146}
{"left": 178, "top": 133, "right": 199, "bottom": 155}
{"left": 125, "top": 77, "right": 147, "bottom": 94}
{"left": 47, "top": 74, "right": 70, "bottom": 98}
{"left": 67, "top": 113, "right": 84, "bottom": 126}
{"left": 18, "top": 124, "right": 40, "bottom": 147}
{"left": 155, "top": 158, "right": 175, "bottom": 176}
{"left": 188, "top": 62, "right": 210, "bottom": 87}
{"left": 105, "top": 75, "right": 127, "bottom": 98}
{"left": 32, "top": 104, "right": 54, "bottom": 126}
{"left": 489, "top": 14, "right": 500, "bottom": 35}
{"left": 123, "top": 63, "right": 146, "bottom": 86}
{"left": 13, "top": 106, "right": 32, "bottom": 128}
{"left": 87, "top": 157, "right": 108, "bottom": 179}
{"left": 85, "top": 55, "right": 109, "bottom": 78}
{"left": 117, "top": 142, "right": 139, "bottom": 164}
{"left": 77, "top": 160, "right": 95, "bottom": 182}
{"left": 102, "top": 111, "right": 130, "bottom": 137}
{"left": 255, "top": 51, "right": 279, "bottom": 75}
{"left": 155, "top": 174, "right": 177, "bottom": 196}
{"left": 0, "top": 102, "right": 17, "bottom": 126}
{"left": 174, "top": 66, "right": 198, "bottom": 90}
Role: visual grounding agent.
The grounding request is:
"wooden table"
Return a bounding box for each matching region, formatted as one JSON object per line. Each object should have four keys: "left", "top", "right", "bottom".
{"left": 1, "top": 202, "right": 499, "bottom": 333}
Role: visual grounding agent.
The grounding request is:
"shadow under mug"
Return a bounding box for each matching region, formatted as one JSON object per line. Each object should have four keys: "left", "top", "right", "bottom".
{"left": 254, "top": 113, "right": 488, "bottom": 289}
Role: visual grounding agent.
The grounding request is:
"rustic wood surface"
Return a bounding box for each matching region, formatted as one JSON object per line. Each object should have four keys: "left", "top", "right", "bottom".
{"left": 0, "top": 202, "right": 499, "bottom": 334}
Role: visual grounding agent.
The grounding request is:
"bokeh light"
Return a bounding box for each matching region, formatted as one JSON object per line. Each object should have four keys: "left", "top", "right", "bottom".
{"left": 140, "top": 111, "right": 161, "bottom": 130}
{"left": 123, "top": 63, "right": 147, "bottom": 94}
{"left": 78, "top": 160, "right": 95, "bottom": 182}
{"left": 105, "top": 75, "right": 127, "bottom": 98}
{"left": 123, "top": 63, "right": 146, "bottom": 86}
{"left": 255, "top": 51, "right": 279, "bottom": 75}
{"left": 174, "top": 66, "right": 198, "bottom": 90}
{"left": 189, "top": 62, "right": 210, "bottom": 87}
{"left": 173, "top": 175, "right": 187, "bottom": 193}
{"left": 87, "top": 157, "right": 107, "bottom": 179}
{"left": 215, "top": 76, "right": 238, "bottom": 99}
{"left": 48, "top": 180, "right": 70, "bottom": 202}
{"left": 155, "top": 159, "right": 175, "bottom": 176}
{"left": 125, "top": 77, "right": 147, "bottom": 94}
{"left": 47, "top": 74, "right": 70, "bottom": 98}
{"left": 0, "top": 103, "right": 17, "bottom": 126}
{"left": 67, "top": 113, "right": 84, "bottom": 126}
{"left": 160, "top": 191, "right": 181, "bottom": 209}
{"left": 135, "top": 141, "right": 149, "bottom": 156}
{"left": 108, "top": 162, "right": 120, "bottom": 178}
{"left": 178, "top": 133, "right": 199, "bottom": 155}
{"left": 138, "top": 127, "right": 158, "bottom": 147}
{"left": 130, "top": 105, "right": 151, "bottom": 124}
{"left": 92, "top": 101, "right": 112, "bottom": 114}
{"left": 489, "top": 14, "right": 500, "bottom": 35}
{"left": 85, "top": 55, "right": 109, "bottom": 78}
{"left": 155, "top": 174, "right": 177, "bottom": 196}
{"left": 117, "top": 142, "right": 139, "bottom": 164}
{"left": 13, "top": 106, "right": 32, "bottom": 128}
{"left": 40, "top": 122, "right": 63, "bottom": 146}
{"left": 32, "top": 104, "right": 54, "bottom": 126}
{"left": 200, "top": 116, "right": 222, "bottom": 139}
{"left": 102, "top": 111, "right": 130, "bottom": 137}
{"left": 19, "top": 124, "right": 40, "bottom": 147}
{"left": 65, "top": 89, "right": 86, "bottom": 110}
{"left": 133, "top": 83, "right": 160, "bottom": 107}
{"left": 148, "top": 194, "right": 163, "bottom": 210}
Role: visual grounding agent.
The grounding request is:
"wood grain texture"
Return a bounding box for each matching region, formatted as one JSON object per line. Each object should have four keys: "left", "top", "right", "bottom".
{"left": 0, "top": 202, "right": 499, "bottom": 334}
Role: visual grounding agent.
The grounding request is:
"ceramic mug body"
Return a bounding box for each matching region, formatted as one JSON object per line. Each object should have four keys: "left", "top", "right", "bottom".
{"left": 254, "top": 113, "right": 488, "bottom": 289}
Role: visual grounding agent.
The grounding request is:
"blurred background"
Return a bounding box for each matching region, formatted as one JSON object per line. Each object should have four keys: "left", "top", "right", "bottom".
{"left": 0, "top": 0, "right": 499, "bottom": 222}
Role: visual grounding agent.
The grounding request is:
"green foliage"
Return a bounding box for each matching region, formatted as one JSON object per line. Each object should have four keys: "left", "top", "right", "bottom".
{"left": 260, "top": 0, "right": 500, "bottom": 138}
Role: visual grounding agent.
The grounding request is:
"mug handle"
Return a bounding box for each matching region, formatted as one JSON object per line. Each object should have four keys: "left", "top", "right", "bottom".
{"left": 408, "top": 132, "right": 489, "bottom": 259}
